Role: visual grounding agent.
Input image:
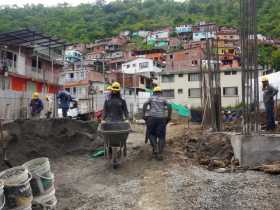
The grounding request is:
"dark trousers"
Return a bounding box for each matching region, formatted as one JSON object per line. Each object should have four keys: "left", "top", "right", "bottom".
{"left": 265, "top": 101, "right": 276, "bottom": 130}
{"left": 62, "top": 108, "right": 69, "bottom": 118}
{"left": 146, "top": 117, "right": 167, "bottom": 154}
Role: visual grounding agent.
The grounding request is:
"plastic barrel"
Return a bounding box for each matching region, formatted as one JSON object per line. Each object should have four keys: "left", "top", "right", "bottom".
{"left": 23, "top": 158, "right": 55, "bottom": 197}
{"left": 0, "top": 180, "right": 5, "bottom": 210}
{"left": 32, "top": 188, "right": 57, "bottom": 210}
{"left": 0, "top": 166, "right": 32, "bottom": 209}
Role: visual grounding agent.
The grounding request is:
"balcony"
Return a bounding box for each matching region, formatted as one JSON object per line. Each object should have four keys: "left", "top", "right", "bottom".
{"left": 0, "top": 58, "right": 17, "bottom": 73}
{"left": 26, "top": 67, "right": 59, "bottom": 84}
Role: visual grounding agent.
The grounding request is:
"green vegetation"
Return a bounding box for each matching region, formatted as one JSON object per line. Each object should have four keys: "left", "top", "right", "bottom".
{"left": 259, "top": 44, "right": 280, "bottom": 71}
{"left": 0, "top": 0, "right": 280, "bottom": 43}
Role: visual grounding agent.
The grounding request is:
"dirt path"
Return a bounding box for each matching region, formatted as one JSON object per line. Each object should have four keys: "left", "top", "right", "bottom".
{"left": 53, "top": 124, "right": 280, "bottom": 210}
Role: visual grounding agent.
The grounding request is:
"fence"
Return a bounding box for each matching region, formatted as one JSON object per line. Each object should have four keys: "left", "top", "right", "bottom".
{"left": 0, "top": 90, "right": 55, "bottom": 121}
{"left": 0, "top": 90, "right": 151, "bottom": 121}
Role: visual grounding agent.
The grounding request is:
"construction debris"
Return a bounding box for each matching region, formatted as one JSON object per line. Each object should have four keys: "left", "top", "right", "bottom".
{"left": 1, "top": 119, "right": 100, "bottom": 170}
{"left": 185, "top": 131, "right": 237, "bottom": 170}
{"left": 253, "top": 161, "right": 280, "bottom": 175}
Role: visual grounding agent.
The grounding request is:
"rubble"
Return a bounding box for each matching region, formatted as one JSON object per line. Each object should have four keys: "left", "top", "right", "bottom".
{"left": 185, "top": 131, "right": 237, "bottom": 170}
{"left": 0, "top": 119, "right": 100, "bottom": 170}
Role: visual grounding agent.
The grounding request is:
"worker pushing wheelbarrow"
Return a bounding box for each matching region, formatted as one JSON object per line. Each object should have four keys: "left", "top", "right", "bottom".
{"left": 99, "top": 82, "right": 130, "bottom": 169}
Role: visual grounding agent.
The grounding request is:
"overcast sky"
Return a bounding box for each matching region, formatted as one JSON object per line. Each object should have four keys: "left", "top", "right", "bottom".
{"left": 0, "top": 0, "right": 98, "bottom": 7}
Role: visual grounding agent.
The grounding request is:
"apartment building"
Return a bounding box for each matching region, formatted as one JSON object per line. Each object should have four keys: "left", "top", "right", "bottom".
{"left": 0, "top": 29, "right": 67, "bottom": 119}
{"left": 159, "top": 69, "right": 242, "bottom": 108}
{"left": 120, "top": 58, "right": 162, "bottom": 93}
{"left": 0, "top": 29, "right": 66, "bottom": 95}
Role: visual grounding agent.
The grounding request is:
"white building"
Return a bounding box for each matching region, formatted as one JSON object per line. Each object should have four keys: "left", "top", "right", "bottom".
{"left": 159, "top": 69, "right": 242, "bottom": 108}
{"left": 122, "top": 58, "right": 162, "bottom": 74}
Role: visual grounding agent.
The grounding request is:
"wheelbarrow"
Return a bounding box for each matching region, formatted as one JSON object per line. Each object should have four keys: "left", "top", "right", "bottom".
{"left": 98, "top": 121, "right": 131, "bottom": 169}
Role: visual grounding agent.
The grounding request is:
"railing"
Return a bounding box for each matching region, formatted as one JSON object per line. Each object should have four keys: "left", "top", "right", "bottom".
{"left": 0, "top": 58, "right": 16, "bottom": 73}
{"left": 25, "top": 67, "right": 59, "bottom": 84}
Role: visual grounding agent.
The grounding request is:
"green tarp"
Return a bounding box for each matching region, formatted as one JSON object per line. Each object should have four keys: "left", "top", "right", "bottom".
{"left": 170, "top": 103, "right": 191, "bottom": 117}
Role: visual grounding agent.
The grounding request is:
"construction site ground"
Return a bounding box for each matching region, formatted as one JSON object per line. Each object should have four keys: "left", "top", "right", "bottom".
{"left": 52, "top": 123, "right": 280, "bottom": 210}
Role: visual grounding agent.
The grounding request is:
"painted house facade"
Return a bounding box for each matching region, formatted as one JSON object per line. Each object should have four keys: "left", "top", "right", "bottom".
{"left": 0, "top": 29, "right": 67, "bottom": 120}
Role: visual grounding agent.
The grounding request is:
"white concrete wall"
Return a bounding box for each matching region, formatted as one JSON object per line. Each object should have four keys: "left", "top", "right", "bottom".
{"left": 220, "top": 71, "right": 242, "bottom": 107}
{"left": 159, "top": 70, "right": 243, "bottom": 108}
{"left": 159, "top": 73, "right": 201, "bottom": 108}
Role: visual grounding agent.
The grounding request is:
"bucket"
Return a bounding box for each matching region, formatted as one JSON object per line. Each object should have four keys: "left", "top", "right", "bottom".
{"left": 32, "top": 189, "right": 57, "bottom": 210}
{"left": 0, "top": 166, "right": 32, "bottom": 209}
{"left": 23, "top": 158, "right": 54, "bottom": 197}
{"left": 0, "top": 180, "right": 5, "bottom": 210}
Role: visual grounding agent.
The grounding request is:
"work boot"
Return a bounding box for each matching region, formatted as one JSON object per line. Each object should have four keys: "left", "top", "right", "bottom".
{"left": 156, "top": 154, "right": 163, "bottom": 161}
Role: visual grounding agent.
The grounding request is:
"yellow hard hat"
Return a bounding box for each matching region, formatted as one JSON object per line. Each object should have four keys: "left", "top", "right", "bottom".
{"left": 111, "top": 82, "right": 121, "bottom": 91}
{"left": 261, "top": 76, "right": 269, "bottom": 82}
{"left": 32, "top": 92, "right": 39, "bottom": 99}
{"left": 153, "top": 86, "right": 161, "bottom": 92}
{"left": 106, "top": 85, "right": 112, "bottom": 91}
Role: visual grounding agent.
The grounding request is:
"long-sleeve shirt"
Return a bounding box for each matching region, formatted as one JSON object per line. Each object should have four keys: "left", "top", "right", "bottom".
{"left": 103, "top": 94, "right": 128, "bottom": 121}
{"left": 30, "top": 99, "right": 44, "bottom": 114}
{"left": 143, "top": 95, "right": 171, "bottom": 118}
{"left": 57, "top": 91, "right": 72, "bottom": 109}
{"left": 263, "top": 85, "right": 278, "bottom": 105}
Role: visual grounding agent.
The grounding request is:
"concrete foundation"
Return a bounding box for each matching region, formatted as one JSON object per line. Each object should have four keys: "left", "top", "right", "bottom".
{"left": 231, "top": 134, "right": 280, "bottom": 167}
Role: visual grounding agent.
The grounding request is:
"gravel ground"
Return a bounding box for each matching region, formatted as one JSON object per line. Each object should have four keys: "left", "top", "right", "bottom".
{"left": 52, "top": 124, "right": 280, "bottom": 210}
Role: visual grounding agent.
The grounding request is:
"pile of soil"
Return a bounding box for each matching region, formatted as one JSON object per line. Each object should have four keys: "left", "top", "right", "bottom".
{"left": 185, "top": 132, "right": 236, "bottom": 169}
{"left": 1, "top": 119, "right": 100, "bottom": 170}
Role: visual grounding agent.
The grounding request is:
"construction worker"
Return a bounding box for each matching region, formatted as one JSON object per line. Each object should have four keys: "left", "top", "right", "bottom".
{"left": 30, "top": 92, "right": 44, "bottom": 119}
{"left": 262, "top": 76, "right": 278, "bottom": 130}
{"left": 57, "top": 90, "right": 73, "bottom": 118}
{"left": 143, "top": 86, "right": 172, "bottom": 160}
{"left": 103, "top": 82, "right": 128, "bottom": 122}
{"left": 45, "top": 95, "right": 53, "bottom": 119}
{"left": 105, "top": 85, "right": 112, "bottom": 100}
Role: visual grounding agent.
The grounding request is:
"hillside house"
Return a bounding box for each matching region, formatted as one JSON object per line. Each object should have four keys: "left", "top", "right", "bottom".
{"left": 0, "top": 29, "right": 67, "bottom": 119}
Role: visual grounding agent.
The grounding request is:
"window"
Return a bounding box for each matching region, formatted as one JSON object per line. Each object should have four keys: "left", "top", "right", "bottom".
{"left": 161, "top": 75, "right": 174, "bottom": 83}
{"left": 126, "top": 64, "right": 130, "bottom": 69}
{"left": 70, "top": 73, "right": 74, "bottom": 78}
{"left": 188, "top": 88, "right": 201, "bottom": 98}
{"left": 162, "top": 89, "right": 175, "bottom": 98}
{"left": 223, "top": 87, "right": 238, "bottom": 96}
{"left": 178, "top": 89, "right": 183, "bottom": 94}
{"left": 224, "top": 71, "right": 237, "bottom": 75}
{"left": 140, "top": 77, "right": 145, "bottom": 84}
{"left": 170, "top": 55, "right": 173, "bottom": 59}
{"left": 80, "top": 72, "right": 85, "bottom": 80}
{"left": 192, "top": 60, "right": 198, "bottom": 65}
{"left": 32, "top": 59, "right": 42, "bottom": 70}
{"left": 188, "top": 73, "right": 200, "bottom": 81}
{"left": 0, "top": 77, "right": 10, "bottom": 90}
{"left": 178, "top": 74, "right": 184, "bottom": 78}
{"left": 139, "top": 62, "right": 149, "bottom": 69}
{"left": 132, "top": 64, "right": 136, "bottom": 67}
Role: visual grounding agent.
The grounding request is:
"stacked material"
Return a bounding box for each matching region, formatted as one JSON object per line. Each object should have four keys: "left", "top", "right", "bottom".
{"left": 0, "top": 166, "right": 33, "bottom": 210}
{"left": 23, "top": 158, "right": 56, "bottom": 210}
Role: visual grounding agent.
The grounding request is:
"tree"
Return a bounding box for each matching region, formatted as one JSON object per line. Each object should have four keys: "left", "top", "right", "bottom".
{"left": 272, "top": 50, "right": 280, "bottom": 71}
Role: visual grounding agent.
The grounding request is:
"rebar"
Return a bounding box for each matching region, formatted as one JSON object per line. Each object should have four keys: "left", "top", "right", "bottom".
{"left": 240, "top": 0, "right": 259, "bottom": 135}
{"left": 201, "top": 25, "right": 222, "bottom": 131}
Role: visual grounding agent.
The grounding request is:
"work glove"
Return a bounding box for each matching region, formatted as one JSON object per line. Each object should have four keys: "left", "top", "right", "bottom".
{"left": 101, "top": 120, "right": 106, "bottom": 124}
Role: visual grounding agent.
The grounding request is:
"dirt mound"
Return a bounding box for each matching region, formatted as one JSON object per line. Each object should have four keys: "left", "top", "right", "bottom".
{"left": 1, "top": 119, "right": 100, "bottom": 170}
{"left": 185, "top": 132, "right": 236, "bottom": 169}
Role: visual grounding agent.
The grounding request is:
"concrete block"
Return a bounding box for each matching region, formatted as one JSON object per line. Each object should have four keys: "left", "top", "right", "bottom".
{"left": 231, "top": 134, "right": 280, "bottom": 167}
